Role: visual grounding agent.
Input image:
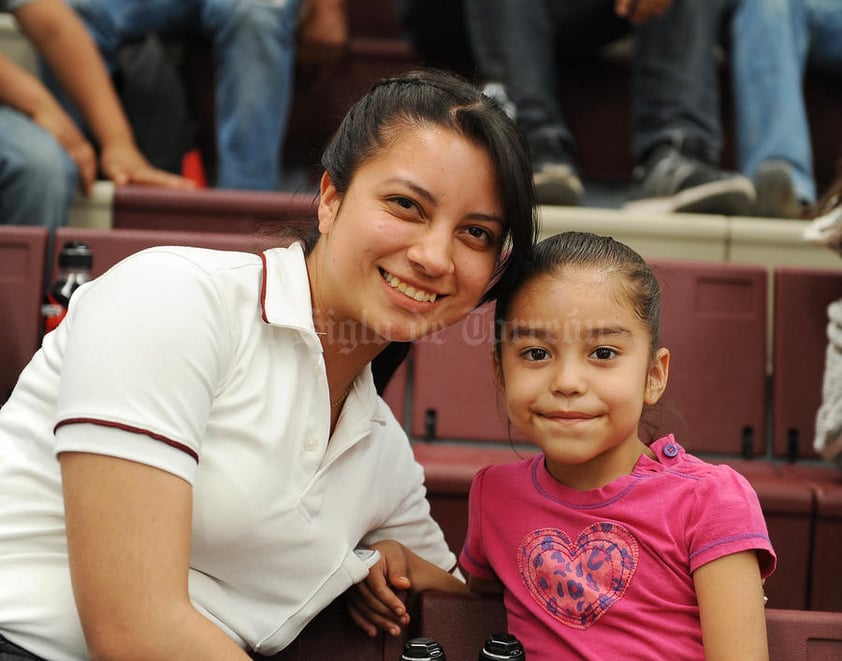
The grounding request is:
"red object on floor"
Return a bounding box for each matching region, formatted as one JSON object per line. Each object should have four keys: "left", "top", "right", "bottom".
{"left": 181, "top": 149, "right": 207, "bottom": 188}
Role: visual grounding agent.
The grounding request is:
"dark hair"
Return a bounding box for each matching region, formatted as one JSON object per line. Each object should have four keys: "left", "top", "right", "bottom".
{"left": 494, "top": 231, "right": 662, "bottom": 358}
{"left": 316, "top": 68, "right": 538, "bottom": 304}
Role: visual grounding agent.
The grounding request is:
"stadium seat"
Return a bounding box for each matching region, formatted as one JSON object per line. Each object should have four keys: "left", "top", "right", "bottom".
{"left": 252, "top": 595, "right": 406, "bottom": 660}
{"left": 54, "top": 226, "right": 272, "bottom": 277}
{"left": 0, "top": 225, "right": 48, "bottom": 403}
{"left": 112, "top": 185, "right": 317, "bottom": 236}
{"left": 653, "top": 259, "right": 768, "bottom": 457}
{"left": 772, "top": 267, "right": 842, "bottom": 461}
{"left": 766, "top": 607, "right": 842, "bottom": 661}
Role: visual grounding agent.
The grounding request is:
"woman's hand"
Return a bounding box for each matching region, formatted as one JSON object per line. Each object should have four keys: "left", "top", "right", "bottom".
{"left": 346, "top": 540, "right": 468, "bottom": 638}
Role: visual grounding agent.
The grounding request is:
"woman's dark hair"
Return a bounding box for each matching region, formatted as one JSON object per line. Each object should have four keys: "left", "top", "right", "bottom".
{"left": 493, "top": 231, "right": 662, "bottom": 359}
{"left": 316, "top": 68, "right": 538, "bottom": 305}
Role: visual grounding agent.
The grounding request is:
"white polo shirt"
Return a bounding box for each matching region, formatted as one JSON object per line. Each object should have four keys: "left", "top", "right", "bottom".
{"left": 0, "top": 244, "right": 454, "bottom": 660}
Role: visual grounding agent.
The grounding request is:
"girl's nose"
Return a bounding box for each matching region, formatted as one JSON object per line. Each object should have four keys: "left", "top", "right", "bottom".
{"left": 552, "top": 360, "right": 585, "bottom": 396}
{"left": 407, "top": 225, "right": 455, "bottom": 277}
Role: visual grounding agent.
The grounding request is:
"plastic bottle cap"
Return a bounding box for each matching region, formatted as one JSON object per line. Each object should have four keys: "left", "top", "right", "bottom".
{"left": 401, "top": 637, "right": 446, "bottom": 660}
{"left": 58, "top": 241, "right": 93, "bottom": 269}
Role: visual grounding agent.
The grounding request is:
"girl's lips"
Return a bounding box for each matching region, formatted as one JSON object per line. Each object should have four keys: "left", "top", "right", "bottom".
{"left": 379, "top": 268, "right": 441, "bottom": 303}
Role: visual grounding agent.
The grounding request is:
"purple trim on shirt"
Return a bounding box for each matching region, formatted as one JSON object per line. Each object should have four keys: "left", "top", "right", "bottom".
{"left": 689, "top": 532, "right": 773, "bottom": 561}
{"left": 54, "top": 418, "right": 199, "bottom": 463}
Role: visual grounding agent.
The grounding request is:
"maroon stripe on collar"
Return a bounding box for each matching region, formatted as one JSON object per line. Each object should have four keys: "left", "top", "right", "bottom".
{"left": 259, "top": 251, "right": 270, "bottom": 323}
{"left": 54, "top": 418, "right": 199, "bottom": 463}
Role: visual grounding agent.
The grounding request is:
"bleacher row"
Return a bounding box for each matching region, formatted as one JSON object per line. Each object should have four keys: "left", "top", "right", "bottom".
{"left": 2, "top": 220, "right": 842, "bottom": 620}
{"left": 253, "top": 591, "right": 842, "bottom": 661}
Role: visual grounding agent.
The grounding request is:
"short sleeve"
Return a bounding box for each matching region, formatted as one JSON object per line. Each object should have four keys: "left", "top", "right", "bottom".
{"left": 458, "top": 465, "right": 496, "bottom": 580}
{"left": 53, "top": 249, "right": 233, "bottom": 483}
{"left": 686, "top": 466, "right": 777, "bottom": 578}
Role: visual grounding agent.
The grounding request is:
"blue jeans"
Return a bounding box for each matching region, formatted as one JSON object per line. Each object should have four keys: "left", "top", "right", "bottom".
{"left": 729, "top": 0, "right": 816, "bottom": 203}
{"left": 0, "top": 106, "right": 77, "bottom": 231}
{"left": 463, "top": 0, "right": 730, "bottom": 165}
{"left": 62, "top": 0, "right": 302, "bottom": 191}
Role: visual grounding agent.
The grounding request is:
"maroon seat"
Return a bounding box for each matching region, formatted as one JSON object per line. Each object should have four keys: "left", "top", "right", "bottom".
{"left": 112, "top": 186, "right": 318, "bottom": 236}
{"left": 0, "top": 226, "right": 48, "bottom": 402}
{"left": 410, "top": 303, "right": 530, "bottom": 445}
{"left": 766, "top": 608, "right": 842, "bottom": 661}
{"left": 772, "top": 267, "right": 842, "bottom": 461}
{"left": 777, "top": 464, "right": 842, "bottom": 612}
{"left": 652, "top": 259, "right": 768, "bottom": 457}
{"left": 54, "top": 226, "right": 280, "bottom": 278}
{"left": 413, "top": 593, "right": 842, "bottom": 660}
{"left": 414, "top": 591, "right": 507, "bottom": 661}
{"left": 252, "top": 595, "right": 406, "bottom": 660}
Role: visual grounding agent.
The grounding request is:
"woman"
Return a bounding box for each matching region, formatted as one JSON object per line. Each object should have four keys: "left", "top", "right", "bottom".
{"left": 0, "top": 69, "right": 537, "bottom": 659}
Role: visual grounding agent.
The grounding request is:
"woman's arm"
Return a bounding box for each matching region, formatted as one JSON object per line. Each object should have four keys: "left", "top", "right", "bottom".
{"left": 61, "top": 451, "right": 250, "bottom": 660}
{"left": 694, "top": 550, "right": 769, "bottom": 661}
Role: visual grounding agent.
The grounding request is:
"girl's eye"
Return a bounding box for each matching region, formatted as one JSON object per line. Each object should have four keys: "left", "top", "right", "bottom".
{"left": 591, "top": 347, "right": 618, "bottom": 361}
{"left": 522, "top": 347, "right": 549, "bottom": 362}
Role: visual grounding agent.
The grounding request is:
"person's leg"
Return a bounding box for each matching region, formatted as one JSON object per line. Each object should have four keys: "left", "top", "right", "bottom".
{"left": 731, "top": 0, "right": 814, "bottom": 216}
{"left": 0, "top": 107, "right": 77, "bottom": 232}
{"left": 627, "top": 0, "right": 755, "bottom": 215}
{"left": 806, "top": 0, "right": 842, "bottom": 74}
{"left": 200, "top": 0, "right": 302, "bottom": 191}
{"left": 464, "top": 0, "right": 621, "bottom": 205}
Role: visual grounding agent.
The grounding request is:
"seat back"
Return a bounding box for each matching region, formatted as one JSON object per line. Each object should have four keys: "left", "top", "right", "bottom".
{"left": 0, "top": 226, "right": 48, "bottom": 402}
{"left": 414, "top": 591, "right": 508, "bottom": 661}
{"left": 254, "top": 597, "right": 406, "bottom": 660}
{"left": 653, "top": 259, "right": 768, "bottom": 456}
{"left": 112, "top": 185, "right": 317, "bottom": 236}
{"left": 409, "top": 304, "right": 528, "bottom": 443}
{"left": 54, "top": 227, "right": 271, "bottom": 278}
{"left": 766, "top": 608, "right": 842, "bottom": 661}
{"left": 772, "top": 266, "right": 842, "bottom": 460}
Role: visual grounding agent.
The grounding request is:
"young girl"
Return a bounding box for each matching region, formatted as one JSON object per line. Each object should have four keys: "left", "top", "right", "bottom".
{"left": 0, "top": 69, "right": 537, "bottom": 660}
{"left": 459, "top": 231, "right": 776, "bottom": 660}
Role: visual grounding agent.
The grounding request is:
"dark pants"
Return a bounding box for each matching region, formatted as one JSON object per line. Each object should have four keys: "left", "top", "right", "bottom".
{"left": 0, "top": 635, "right": 44, "bottom": 661}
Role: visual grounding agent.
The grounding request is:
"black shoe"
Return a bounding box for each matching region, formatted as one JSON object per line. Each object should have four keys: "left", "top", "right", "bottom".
{"left": 625, "top": 143, "right": 755, "bottom": 215}
{"left": 754, "top": 160, "right": 805, "bottom": 218}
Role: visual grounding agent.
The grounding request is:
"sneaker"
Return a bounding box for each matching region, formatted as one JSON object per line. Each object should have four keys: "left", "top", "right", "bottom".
{"left": 533, "top": 162, "right": 584, "bottom": 206}
{"left": 754, "top": 160, "right": 804, "bottom": 218}
{"left": 624, "top": 143, "right": 755, "bottom": 215}
{"left": 530, "top": 133, "right": 584, "bottom": 206}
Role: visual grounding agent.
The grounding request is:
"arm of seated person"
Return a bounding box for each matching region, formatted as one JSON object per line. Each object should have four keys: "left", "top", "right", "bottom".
{"left": 346, "top": 539, "right": 469, "bottom": 638}
{"left": 60, "top": 451, "right": 250, "bottom": 659}
{"left": 14, "top": 0, "right": 194, "bottom": 191}
{"left": 694, "top": 550, "right": 769, "bottom": 661}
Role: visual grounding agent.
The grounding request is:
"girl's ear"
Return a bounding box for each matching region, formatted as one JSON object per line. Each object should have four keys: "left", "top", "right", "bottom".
{"left": 317, "top": 172, "right": 341, "bottom": 235}
{"left": 644, "top": 347, "right": 670, "bottom": 406}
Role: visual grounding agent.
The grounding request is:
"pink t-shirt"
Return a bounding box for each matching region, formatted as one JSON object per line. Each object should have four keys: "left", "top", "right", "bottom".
{"left": 459, "top": 435, "right": 776, "bottom": 661}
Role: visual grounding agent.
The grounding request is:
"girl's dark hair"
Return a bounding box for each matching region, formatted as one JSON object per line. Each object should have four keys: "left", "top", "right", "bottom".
{"left": 315, "top": 68, "right": 538, "bottom": 304}
{"left": 494, "top": 231, "right": 662, "bottom": 358}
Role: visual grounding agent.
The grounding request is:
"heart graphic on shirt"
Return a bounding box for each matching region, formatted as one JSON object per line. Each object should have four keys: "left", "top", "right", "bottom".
{"left": 518, "top": 523, "right": 638, "bottom": 629}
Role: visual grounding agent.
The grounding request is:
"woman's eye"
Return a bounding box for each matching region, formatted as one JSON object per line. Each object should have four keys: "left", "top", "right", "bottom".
{"left": 392, "top": 196, "right": 416, "bottom": 211}
{"left": 591, "top": 347, "right": 617, "bottom": 360}
{"left": 464, "top": 225, "right": 496, "bottom": 247}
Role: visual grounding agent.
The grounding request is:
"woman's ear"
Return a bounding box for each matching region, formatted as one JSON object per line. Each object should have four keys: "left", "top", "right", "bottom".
{"left": 644, "top": 347, "right": 670, "bottom": 406}
{"left": 317, "top": 172, "right": 341, "bottom": 235}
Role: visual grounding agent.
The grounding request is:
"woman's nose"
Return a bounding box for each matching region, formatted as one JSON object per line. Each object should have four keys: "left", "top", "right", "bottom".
{"left": 407, "top": 225, "right": 455, "bottom": 277}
